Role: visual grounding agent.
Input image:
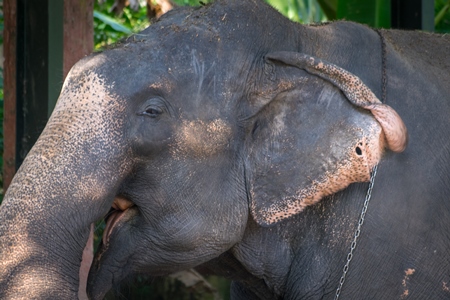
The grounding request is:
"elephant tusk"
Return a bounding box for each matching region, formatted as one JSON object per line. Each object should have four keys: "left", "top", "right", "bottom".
{"left": 103, "top": 196, "right": 135, "bottom": 243}
{"left": 112, "top": 196, "right": 134, "bottom": 211}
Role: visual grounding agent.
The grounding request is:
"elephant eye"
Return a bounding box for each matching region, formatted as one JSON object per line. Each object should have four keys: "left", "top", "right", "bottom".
{"left": 138, "top": 97, "right": 171, "bottom": 118}
{"left": 142, "top": 106, "right": 163, "bottom": 118}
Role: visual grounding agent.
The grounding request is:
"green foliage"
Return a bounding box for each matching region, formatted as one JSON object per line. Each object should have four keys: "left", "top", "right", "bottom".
{"left": 94, "top": 0, "right": 150, "bottom": 49}
{"left": 318, "top": 0, "right": 450, "bottom": 31}
{"left": 92, "top": 0, "right": 326, "bottom": 50}
{"left": 94, "top": 10, "right": 133, "bottom": 34}
{"left": 265, "top": 0, "right": 326, "bottom": 23}
{"left": 104, "top": 274, "right": 229, "bottom": 300}
{"left": 336, "top": 0, "right": 390, "bottom": 28}
{"left": 435, "top": 0, "right": 450, "bottom": 33}
{"left": 317, "top": 0, "right": 336, "bottom": 19}
{"left": 172, "top": 0, "right": 212, "bottom": 5}
{"left": 93, "top": 0, "right": 219, "bottom": 49}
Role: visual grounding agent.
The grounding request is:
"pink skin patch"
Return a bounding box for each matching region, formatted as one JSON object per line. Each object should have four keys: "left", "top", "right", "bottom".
{"left": 79, "top": 224, "right": 94, "bottom": 300}
{"left": 367, "top": 103, "right": 408, "bottom": 152}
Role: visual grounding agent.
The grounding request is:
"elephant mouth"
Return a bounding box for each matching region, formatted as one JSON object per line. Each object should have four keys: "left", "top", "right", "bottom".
{"left": 103, "top": 196, "right": 135, "bottom": 243}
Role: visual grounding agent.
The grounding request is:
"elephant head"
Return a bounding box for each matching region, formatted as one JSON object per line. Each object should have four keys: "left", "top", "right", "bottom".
{"left": 0, "top": 1, "right": 407, "bottom": 298}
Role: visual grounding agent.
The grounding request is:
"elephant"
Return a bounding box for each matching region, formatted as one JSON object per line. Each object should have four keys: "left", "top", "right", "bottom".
{"left": 1, "top": 0, "right": 449, "bottom": 299}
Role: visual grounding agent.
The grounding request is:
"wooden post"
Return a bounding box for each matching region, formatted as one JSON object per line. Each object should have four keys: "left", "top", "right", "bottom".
{"left": 63, "top": 0, "right": 94, "bottom": 79}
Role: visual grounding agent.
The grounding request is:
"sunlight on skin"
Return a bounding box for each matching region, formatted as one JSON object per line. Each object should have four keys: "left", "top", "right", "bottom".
{"left": 79, "top": 224, "right": 94, "bottom": 300}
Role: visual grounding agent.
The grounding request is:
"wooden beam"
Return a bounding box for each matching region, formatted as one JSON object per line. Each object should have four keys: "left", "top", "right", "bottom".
{"left": 3, "top": 0, "right": 17, "bottom": 191}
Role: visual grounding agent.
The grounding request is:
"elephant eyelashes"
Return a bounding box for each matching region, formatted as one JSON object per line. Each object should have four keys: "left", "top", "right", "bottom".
{"left": 143, "top": 107, "right": 163, "bottom": 117}
{"left": 139, "top": 97, "right": 171, "bottom": 118}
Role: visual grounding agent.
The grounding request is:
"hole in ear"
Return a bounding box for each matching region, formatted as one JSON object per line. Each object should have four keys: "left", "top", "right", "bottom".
{"left": 355, "top": 146, "right": 363, "bottom": 156}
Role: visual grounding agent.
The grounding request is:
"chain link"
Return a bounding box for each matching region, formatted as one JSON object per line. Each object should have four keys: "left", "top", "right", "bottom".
{"left": 376, "top": 29, "right": 388, "bottom": 104}
{"left": 334, "top": 165, "right": 378, "bottom": 300}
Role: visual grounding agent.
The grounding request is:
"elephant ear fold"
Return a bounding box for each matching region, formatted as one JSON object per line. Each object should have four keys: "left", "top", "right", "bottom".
{"left": 266, "top": 51, "right": 408, "bottom": 153}
{"left": 245, "top": 51, "right": 408, "bottom": 227}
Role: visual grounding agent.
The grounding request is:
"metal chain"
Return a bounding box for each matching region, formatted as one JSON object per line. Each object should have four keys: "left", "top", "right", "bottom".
{"left": 376, "top": 29, "right": 388, "bottom": 104}
{"left": 334, "top": 165, "right": 378, "bottom": 300}
{"left": 334, "top": 29, "right": 387, "bottom": 300}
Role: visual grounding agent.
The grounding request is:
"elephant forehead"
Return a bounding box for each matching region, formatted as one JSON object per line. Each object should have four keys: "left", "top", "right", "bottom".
{"left": 172, "top": 119, "right": 232, "bottom": 158}
{"left": 49, "top": 67, "right": 125, "bottom": 137}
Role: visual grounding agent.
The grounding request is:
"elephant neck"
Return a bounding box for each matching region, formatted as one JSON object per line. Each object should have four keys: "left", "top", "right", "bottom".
{"left": 225, "top": 181, "right": 377, "bottom": 298}
{"left": 225, "top": 219, "right": 294, "bottom": 298}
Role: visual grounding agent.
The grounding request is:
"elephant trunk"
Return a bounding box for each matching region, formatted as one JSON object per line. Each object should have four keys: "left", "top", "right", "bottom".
{"left": 0, "top": 147, "right": 116, "bottom": 299}
{"left": 0, "top": 56, "right": 131, "bottom": 299}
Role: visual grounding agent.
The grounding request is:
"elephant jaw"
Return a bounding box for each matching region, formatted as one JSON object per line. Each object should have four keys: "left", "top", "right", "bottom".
{"left": 103, "top": 196, "right": 135, "bottom": 243}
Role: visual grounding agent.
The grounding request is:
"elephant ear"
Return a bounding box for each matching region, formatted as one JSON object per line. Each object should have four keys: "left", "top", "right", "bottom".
{"left": 245, "top": 51, "right": 408, "bottom": 226}
{"left": 267, "top": 51, "right": 408, "bottom": 152}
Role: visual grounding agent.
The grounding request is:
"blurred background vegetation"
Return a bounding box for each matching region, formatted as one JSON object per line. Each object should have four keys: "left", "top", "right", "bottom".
{"left": 1, "top": 0, "right": 450, "bottom": 298}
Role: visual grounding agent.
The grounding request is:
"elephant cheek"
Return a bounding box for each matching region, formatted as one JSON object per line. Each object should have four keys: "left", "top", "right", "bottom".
{"left": 171, "top": 119, "right": 232, "bottom": 159}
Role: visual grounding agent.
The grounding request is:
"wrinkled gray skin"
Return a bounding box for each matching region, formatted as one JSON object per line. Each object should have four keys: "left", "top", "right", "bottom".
{"left": 1, "top": 0, "right": 450, "bottom": 299}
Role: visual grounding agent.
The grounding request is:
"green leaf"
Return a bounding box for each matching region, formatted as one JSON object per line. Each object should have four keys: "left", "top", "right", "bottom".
{"left": 435, "top": 0, "right": 450, "bottom": 32}
{"left": 435, "top": 0, "right": 450, "bottom": 26}
{"left": 93, "top": 10, "right": 133, "bottom": 34}
{"left": 336, "top": 0, "right": 390, "bottom": 28}
{"left": 265, "top": 0, "right": 326, "bottom": 23}
{"left": 317, "top": 0, "right": 337, "bottom": 19}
